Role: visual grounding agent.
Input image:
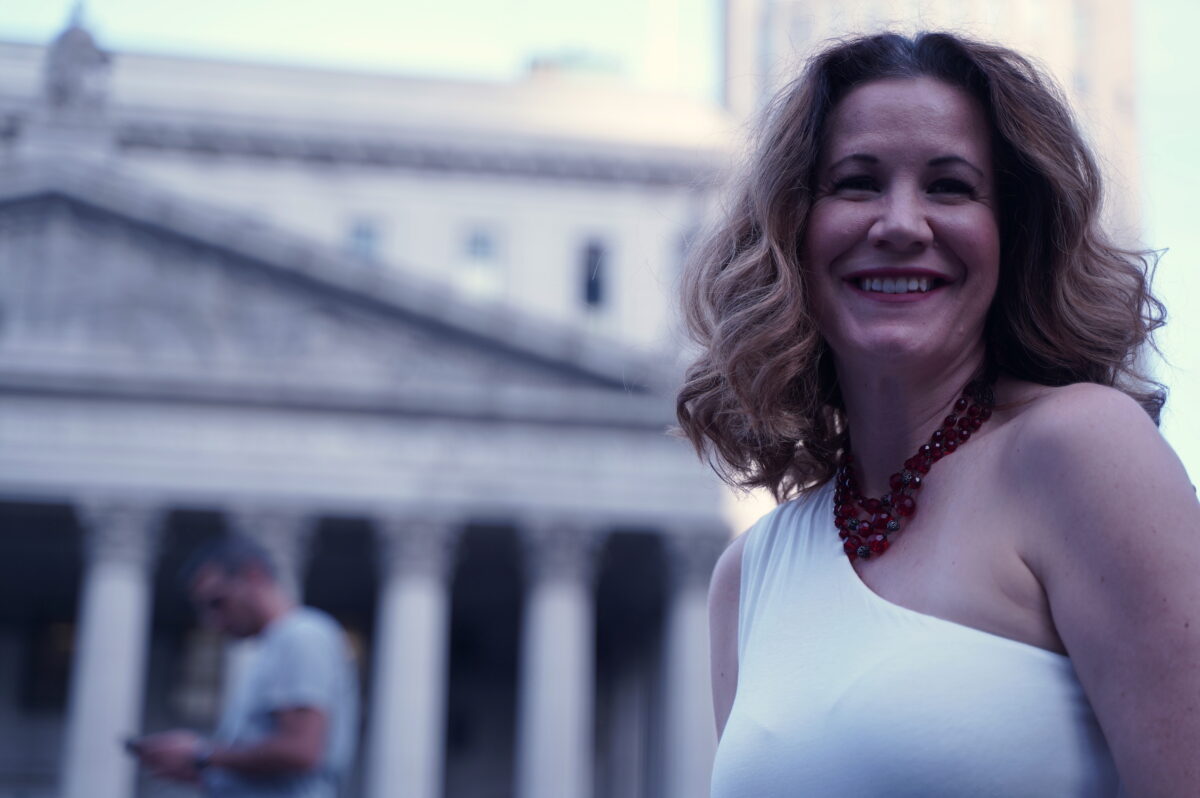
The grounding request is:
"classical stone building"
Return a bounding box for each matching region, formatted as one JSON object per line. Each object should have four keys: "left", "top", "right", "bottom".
{"left": 0, "top": 15, "right": 730, "bottom": 798}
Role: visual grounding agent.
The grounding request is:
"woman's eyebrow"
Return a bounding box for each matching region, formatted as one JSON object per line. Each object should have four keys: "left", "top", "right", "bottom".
{"left": 827, "top": 153, "right": 878, "bottom": 171}
{"left": 928, "top": 155, "right": 984, "bottom": 177}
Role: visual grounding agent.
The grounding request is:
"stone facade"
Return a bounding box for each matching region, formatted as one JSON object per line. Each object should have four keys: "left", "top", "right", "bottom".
{"left": 0, "top": 17, "right": 730, "bottom": 798}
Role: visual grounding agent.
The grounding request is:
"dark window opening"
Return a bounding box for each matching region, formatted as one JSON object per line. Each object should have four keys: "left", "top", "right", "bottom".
{"left": 583, "top": 241, "right": 606, "bottom": 309}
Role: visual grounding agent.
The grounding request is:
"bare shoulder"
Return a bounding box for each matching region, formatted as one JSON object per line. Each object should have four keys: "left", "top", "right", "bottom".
{"left": 996, "top": 382, "right": 1200, "bottom": 794}
{"left": 999, "top": 381, "right": 1192, "bottom": 549}
{"left": 1000, "top": 382, "right": 1174, "bottom": 490}
{"left": 709, "top": 531, "right": 748, "bottom": 614}
{"left": 709, "top": 529, "right": 749, "bottom": 739}
{"left": 1008, "top": 380, "right": 1154, "bottom": 440}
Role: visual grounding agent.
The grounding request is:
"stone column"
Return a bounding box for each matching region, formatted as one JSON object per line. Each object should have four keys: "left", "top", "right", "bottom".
{"left": 661, "top": 531, "right": 726, "bottom": 798}
{"left": 365, "top": 516, "right": 459, "bottom": 798}
{"left": 514, "top": 521, "right": 603, "bottom": 798}
{"left": 60, "top": 501, "right": 162, "bottom": 798}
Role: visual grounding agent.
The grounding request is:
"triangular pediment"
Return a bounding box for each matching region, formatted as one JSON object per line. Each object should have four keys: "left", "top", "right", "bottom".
{"left": 0, "top": 159, "right": 672, "bottom": 423}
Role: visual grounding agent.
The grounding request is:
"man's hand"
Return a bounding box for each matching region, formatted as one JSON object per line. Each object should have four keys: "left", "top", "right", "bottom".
{"left": 134, "top": 730, "right": 206, "bottom": 784}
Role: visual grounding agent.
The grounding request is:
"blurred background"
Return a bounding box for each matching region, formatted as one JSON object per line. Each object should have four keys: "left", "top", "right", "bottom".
{"left": 0, "top": 1, "right": 1195, "bottom": 797}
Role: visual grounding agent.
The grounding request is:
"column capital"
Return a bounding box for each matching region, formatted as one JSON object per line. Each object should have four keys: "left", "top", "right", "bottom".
{"left": 374, "top": 515, "right": 461, "bottom": 582}
{"left": 519, "top": 519, "right": 606, "bottom": 586}
{"left": 75, "top": 499, "right": 165, "bottom": 570}
{"left": 663, "top": 530, "right": 728, "bottom": 592}
{"left": 225, "top": 505, "right": 319, "bottom": 593}
{"left": 226, "top": 505, "right": 318, "bottom": 546}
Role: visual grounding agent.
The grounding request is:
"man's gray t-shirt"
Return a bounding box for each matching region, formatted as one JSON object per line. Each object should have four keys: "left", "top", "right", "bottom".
{"left": 205, "top": 607, "right": 360, "bottom": 798}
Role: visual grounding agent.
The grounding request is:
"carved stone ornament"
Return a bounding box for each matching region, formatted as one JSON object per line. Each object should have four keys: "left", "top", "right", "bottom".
{"left": 520, "top": 521, "right": 605, "bottom": 586}
{"left": 226, "top": 506, "right": 317, "bottom": 583}
{"left": 375, "top": 517, "right": 461, "bottom": 581}
{"left": 0, "top": 197, "right": 582, "bottom": 395}
{"left": 43, "top": 15, "right": 111, "bottom": 116}
{"left": 76, "top": 500, "right": 164, "bottom": 569}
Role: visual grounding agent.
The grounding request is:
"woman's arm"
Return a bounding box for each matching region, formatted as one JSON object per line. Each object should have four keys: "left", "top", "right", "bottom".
{"left": 709, "top": 532, "right": 747, "bottom": 739}
{"left": 1016, "top": 384, "right": 1200, "bottom": 797}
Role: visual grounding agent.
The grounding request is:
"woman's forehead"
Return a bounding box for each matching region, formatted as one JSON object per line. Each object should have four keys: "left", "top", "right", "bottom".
{"left": 822, "top": 77, "right": 992, "bottom": 164}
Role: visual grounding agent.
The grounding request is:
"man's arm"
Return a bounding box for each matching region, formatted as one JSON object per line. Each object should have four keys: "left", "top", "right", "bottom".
{"left": 207, "top": 706, "right": 327, "bottom": 774}
{"left": 136, "top": 707, "right": 326, "bottom": 781}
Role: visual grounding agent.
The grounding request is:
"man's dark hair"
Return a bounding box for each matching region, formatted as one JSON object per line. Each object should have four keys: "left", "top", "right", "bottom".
{"left": 178, "top": 534, "right": 277, "bottom": 590}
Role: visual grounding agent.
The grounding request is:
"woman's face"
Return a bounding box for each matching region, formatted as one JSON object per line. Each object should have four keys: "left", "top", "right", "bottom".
{"left": 803, "top": 77, "right": 1000, "bottom": 372}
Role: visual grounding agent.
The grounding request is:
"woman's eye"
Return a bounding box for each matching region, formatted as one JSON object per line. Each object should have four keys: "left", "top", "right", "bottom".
{"left": 928, "top": 178, "right": 975, "bottom": 196}
{"left": 832, "top": 175, "right": 878, "bottom": 193}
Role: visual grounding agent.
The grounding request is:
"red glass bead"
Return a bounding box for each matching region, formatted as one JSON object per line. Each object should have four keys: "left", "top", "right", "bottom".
{"left": 834, "top": 381, "right": 993, "bottom": 560}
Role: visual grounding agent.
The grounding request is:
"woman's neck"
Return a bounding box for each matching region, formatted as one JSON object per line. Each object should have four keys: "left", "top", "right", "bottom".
{"left": 834, "top": 345, "right": 988, "bottom": 496}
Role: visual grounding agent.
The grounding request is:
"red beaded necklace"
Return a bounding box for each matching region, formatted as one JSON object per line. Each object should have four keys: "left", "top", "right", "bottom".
{"left": 834, "top": 379, "right": 995, "bottom": 561}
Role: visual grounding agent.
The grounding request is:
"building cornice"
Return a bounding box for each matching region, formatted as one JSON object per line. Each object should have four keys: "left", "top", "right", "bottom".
{"left": 109, "top": 115, "right": 726, "bottom": 186}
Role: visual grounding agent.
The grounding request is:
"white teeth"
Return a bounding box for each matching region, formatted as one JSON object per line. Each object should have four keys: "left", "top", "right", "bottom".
{"left": 856, "top": 276, "right": 935, "bottom": 294}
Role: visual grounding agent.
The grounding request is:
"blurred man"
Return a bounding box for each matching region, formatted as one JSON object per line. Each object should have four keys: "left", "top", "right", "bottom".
{"left": 131, "top": 535, "right": 359, "bottom": 797}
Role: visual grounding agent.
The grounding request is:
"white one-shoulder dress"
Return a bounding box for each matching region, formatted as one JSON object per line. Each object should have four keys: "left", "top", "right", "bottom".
{"left": 710, "top": 481, "right": 1122, "bottom": 798}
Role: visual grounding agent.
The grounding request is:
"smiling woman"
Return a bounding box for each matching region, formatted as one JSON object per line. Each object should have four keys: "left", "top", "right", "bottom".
{"left": 676, "top": 31, "right": 1200, "bottom": 798}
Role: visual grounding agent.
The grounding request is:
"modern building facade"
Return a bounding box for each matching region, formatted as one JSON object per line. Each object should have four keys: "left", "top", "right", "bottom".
{"left": 0, "top": 15, "right": 731, "bottom": 798}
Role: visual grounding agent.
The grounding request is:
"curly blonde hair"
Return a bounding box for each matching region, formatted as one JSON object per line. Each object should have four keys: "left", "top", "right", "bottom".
{"left": 676, "top": 31, "right": 1165, "bottom": 502}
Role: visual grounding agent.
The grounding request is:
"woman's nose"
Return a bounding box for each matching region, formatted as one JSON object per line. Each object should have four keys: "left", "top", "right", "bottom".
{"left": 868, "top": 189, "right": 932, "bottom": 253}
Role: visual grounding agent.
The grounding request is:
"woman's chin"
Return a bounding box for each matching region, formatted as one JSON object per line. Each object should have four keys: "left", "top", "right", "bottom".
{"left": 831, "top": 330, "right": 978, "bottom": 372}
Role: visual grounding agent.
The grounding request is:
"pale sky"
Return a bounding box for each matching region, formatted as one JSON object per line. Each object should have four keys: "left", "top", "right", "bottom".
{"left": 2, "top": 0, "right": 1196, "bottom": 483}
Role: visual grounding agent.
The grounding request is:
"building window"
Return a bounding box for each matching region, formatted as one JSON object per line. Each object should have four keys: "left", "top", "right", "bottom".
{"left": 345, "top": 218, "right": 379, "bottom": 261}
{"left": 466, "top": 228, "right": 495, "bottom": 261}
{"left": 458, "top": 225, "right": 504, "bottom": 299}
{"left": 582, "top": 240, "right": 606, "bottom": 309}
